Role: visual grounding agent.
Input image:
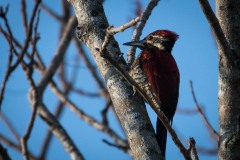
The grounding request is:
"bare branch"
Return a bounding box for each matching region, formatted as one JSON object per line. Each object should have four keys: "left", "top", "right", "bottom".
{"left": 49, "top": 81, "right": 130, "bottom": 153}
{"left": 11, "top": 0, "right": 41, "bottom": 71}
{"left": 198, "top": 0, "right": 234, "bottom": 62}
{"left": 38, "top": 103, "right": 64, "bottom": 160}
{"left": 108, "top": 16, "right": 140, "bottom": 35}
{"left": 73, "top": 37, "right": 108, "bottom": 98}
{"left": 102, "top": 139, "right": 131, "bottom": 155}
{"left": 21, "top": 52, "right": 39, "bottom": 160}
{"left": 0, "top": 49, "right": 13, "bottom": 110}
{"left": 37, "top": 15, "right": 77, "bottom": 94}
{"left": 39, "top": 49, "right": 79, "bottom": 160}
{"left": 0, "top": 135, "right": 20, "bottom": 153}
{"left": 126, "top": 0, "right": 160, "bottom": 66}
{"left": 190, "top": 81, "right": 219, "bottom": 140}
{"left": 188, "top": 137, "right": 199, "bottom": 160}
{"left": 0, "top": 135, "right": 38, "bottom": 160}
{"left": 72, "top": 88, "right": 101, "bottom": 97}
{"left": 101, "top": 99, "right": 112, "bottom": 126}
{"left": 21, "top": 96, "right": 38, "bottom": 160}
{"left": 21, "top": 0, "right": 28, "bottom": 34}
{"left": 0, "top": 113, "right": 20, "bottom": 141}
{"left": 0, "top": 143, "right": 11, "bottom": 160}
{"left": 39, "top": 85, "right": 72, "bottom": 160}
{"left": 33, "top": 100, "right": 85, "bottom": 159}
{"left": 0, "top": 6, "right": 15, "bottom": 109}
{"left": 39, "top": 2, "right": 62, "bottom": 21}
{"left": 100, "top": 16, "right": 140, "bottom": 55}
{"left": 20, "top": 13, "right": 40, "bottom": 158}
{"left": 1, "top": 13, "right": 83, "bottom": 159}
{"left": 0, "top": 0, "right": 41, "bottom": 109}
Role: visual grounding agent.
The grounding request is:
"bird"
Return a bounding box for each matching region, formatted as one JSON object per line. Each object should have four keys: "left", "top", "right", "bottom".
{"left": 123, "top": 30, "right": 179, "bottom": 158}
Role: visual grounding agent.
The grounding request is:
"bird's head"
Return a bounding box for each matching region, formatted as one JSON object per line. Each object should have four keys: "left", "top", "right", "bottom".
{"left": 123, "top": 30, "right": 179, "bottom": 52}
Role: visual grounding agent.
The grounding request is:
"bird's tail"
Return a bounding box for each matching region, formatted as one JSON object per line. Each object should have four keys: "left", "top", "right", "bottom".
{"left": 156, "top": 118, "right": 168, "bottom": 158}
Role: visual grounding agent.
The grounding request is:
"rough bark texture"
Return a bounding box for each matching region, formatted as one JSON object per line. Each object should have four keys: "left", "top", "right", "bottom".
{"left": 69, "top": 0, "right": 162, "bottom": 159}
{"left": 217, "top": 0, "right": 240, "bottom": 159}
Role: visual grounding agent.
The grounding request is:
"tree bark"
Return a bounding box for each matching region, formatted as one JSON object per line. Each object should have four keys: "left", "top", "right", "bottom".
{"left": 69, "top": 0, "right": 162, "bottom": 159}
{"left": 217, "top": 0, "right": 240, "bottom": 159}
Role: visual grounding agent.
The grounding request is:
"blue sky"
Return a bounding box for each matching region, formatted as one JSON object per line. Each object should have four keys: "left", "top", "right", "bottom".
{"left": 0, "top": 0, "right": 217, "bottom": 160}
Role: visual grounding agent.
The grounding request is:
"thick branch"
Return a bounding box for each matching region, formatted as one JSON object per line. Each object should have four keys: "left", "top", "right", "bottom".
{"left": 198, "top": 0, "right": 233, "bottom": 63}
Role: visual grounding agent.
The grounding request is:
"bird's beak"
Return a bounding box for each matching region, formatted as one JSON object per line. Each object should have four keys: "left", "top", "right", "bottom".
{"left": 123, "top": 39, "right": 146, "bottom": 49}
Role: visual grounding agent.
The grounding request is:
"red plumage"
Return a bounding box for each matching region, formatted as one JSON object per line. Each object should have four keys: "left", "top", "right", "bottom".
{"left": 124, "top": 30, "right": 179, "bottom": 158}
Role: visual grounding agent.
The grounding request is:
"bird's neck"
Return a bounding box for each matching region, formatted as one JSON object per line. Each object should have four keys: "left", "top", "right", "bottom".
{"left": 141, "top": 48, "right": 172, "bottom": 61}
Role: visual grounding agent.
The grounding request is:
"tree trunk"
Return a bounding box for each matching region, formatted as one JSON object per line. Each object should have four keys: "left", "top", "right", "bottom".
{"left": 217, "top": 0, "right": 240, "bottom": 159}
{"left": 69, "top": 0, "right": 162, "bottom": 159}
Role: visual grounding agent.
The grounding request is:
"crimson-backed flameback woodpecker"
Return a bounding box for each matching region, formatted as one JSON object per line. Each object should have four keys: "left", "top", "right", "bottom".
{"left": 124, "top": 30, "right": 179, "bottom": 158}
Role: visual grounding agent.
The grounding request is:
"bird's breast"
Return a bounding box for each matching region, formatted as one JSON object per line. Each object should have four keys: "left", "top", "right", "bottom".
{"left": 140, "top": 49, "right": 179, "bottom": 111}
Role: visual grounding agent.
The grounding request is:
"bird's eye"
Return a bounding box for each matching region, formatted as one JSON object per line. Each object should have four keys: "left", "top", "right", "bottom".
{"left": 148, "top": 35, "right": 153, "bottom": 40}
{"left": 161, "top": 37, "right": 170, "bottom": 42}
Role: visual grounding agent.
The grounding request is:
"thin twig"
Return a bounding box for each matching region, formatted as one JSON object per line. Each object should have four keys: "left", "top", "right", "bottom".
{"left": 0, "top": 27, "right": 43, "bottom": 70}
{"left": 39, "top": 82, "right": 74, "bottom": 159}
{"left": 100, "top": 16, "right": 140, "bottom": 55}
{"left": 73, "top": 37, "right": 108, "bottom": 98}
{"left": 100, "top": 16, "right": 140, "bottom": 53}
{"left": 190, "top": 81, "right": 219, "bottom": 140}
{"left": 72, "top": 88, "right": 101, "bottom": 97}
{"left": 37, "top": 15, "right": 77, "bottom": 94}
{"left": 0, "top": 6, "right": 15, "bottom": 109}
{"left": 39, "top": 2, "right": 62, "bottom": 21}
{"left": 49, "top": 81, "right": 130, "bottom": 153}
{"left": 21, "top": 25, "right": 40, "bottom": 160}
{"left": 21, "top": 92, "right": 38, "bottom": 160}
{"left": 101, "top": 99, "right": 112, "bottom": 126}
{"left": 41, "top": 0, "right": 110, "bottom": 98}
{"left": 39, "top": 44, "right": 79, "bottom": 159}
{"left": 0, "top": 135, "right": 20, "bottom": 152}
{"left": 11, "top": 0, "right": 41, "bottom": 72}
{"left": 0, "top": 48, "right": 13, "bottom": 110}
{"left": 0, "top": 0, "right": 41, "bottom": 109}
{"left": 102, "top": 139, "right": 130, "bottom": 154}
{"left": 21, "top": 0, "right": 28, "bottom": 34}
{"left": 127, "top": 0, "right": 160, "bottom": 66}
{"left": 0, "top": 113, "right": 20, "bottom": 140}
{"left": 108, "top": 16, "right": 140, "bottom": 35}
{"left": 0, "top": 135, "right": 38, "bottom": 160}
{"left": 188, "top": 137, "right": 199, "bottom": 160}
{"left": 1, "top": 5, "right": 84, "bottom": 159}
